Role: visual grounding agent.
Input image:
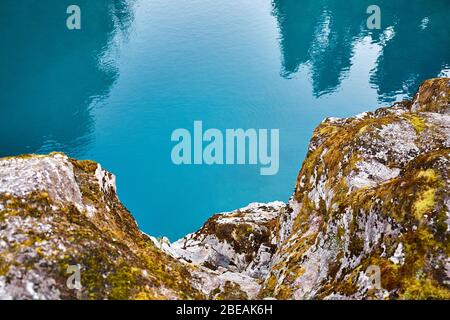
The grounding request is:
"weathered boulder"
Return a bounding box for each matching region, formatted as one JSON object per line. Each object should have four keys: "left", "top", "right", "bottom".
{"left": 0, "top": 154, "right": 203, "bottom": 299}
{"left": 261, "top": 78, "right": 450, "bottom": 299}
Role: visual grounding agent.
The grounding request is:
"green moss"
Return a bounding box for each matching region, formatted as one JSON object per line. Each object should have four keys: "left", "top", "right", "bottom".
{"left": 337, "top": 226, "right": 345, "bottom": 240}
{"left": 404, "top": 114, "right": 427, "bottom": 133}
{"left": 261, "top": 274, "right": 277, "bottom": 297}
{"left": 332, "top": 265, "right": 361, "bottom": 296}
{"left": 416, "top": 169, "right": 438, "bottom": 182}
{"left": 215, "top": 281, "right": 248, "bottom": 300}
{"left": 70, "top": 159, "right": 99, "bottom": 173}
{"left": 0, "top": 189, "right": 202, "bottom": 300}
{"left": 401, "top": 278, "right": 450, "bottom": 299}
{"left": 0, "top": 257, "right": 10, "bottom": 276}
{"left": 411, "top": 78, "right": 450, "bottom": 113}
{"left": 107, "top": 265, "right": 140, "bottom": 300}
{"left": 348, "top": 235, "right": 364, "bottom": 256}
{"left": 209, "top": 287, "right": 221, "bottom": 298}
{"left": 413, "top": 188, "right": 435, "bottom": 219}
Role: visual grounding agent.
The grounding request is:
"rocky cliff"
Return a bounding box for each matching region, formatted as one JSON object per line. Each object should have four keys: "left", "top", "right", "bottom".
{"left": 261, "top": 78, "right": 450, "bottom": 299}
{"left": 0, "top": 78, "right": 449, "bottom": 299}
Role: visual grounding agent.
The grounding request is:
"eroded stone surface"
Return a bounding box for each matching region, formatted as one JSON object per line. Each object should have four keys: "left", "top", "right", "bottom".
{"left": 261, "top": 78, "right": 450, "bottom": 299}
{"left": 0, "top": 154, "right": 203, "bottom": 300}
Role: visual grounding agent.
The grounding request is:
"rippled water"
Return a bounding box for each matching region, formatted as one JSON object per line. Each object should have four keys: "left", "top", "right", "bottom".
{"left": 1, "top": 0, "right": 449, "bottom": 239}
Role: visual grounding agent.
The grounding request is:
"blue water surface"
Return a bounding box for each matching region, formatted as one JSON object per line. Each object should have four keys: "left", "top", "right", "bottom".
{"left": 1, "top": 0, "right": 449, "bottom": 239}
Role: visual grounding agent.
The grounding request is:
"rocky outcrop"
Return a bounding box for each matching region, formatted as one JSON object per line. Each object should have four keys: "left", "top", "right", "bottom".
{"left": 262, "top": 78, "right": 450, "bottom": 299}
{"left": 0, "top": 154, "right": 203, "bottom": 299}
{"left": 164, "top": 202, "right": 284, "bottom": 299}
{"left": 0, "top": 78, "right": 449, "bottom": 299}
{"left": 172, "top": 202, "right": 283, "bottom": 278}
{"left": 148, "top": 201, "right": 285, "bottom": 299}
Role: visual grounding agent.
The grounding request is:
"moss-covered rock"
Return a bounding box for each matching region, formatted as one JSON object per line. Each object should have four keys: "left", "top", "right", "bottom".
{"left": 166, "top": 201, "right": 284, "bottom": 299}
{"left": 261, "top": 78, "right": 450, "bottom": 299}
{"left": 0, "top": 153, "right": 203, "bottom": 300}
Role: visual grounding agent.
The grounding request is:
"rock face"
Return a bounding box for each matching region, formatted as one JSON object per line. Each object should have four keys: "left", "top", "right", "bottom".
{"left": 0, "top": 154, "right": 203, "bottom": 299}
{"left": 262, "top": 78, "right": 450, "bottom": 299}
{"left": 167, "top": 202, "right": 284, "bottom": 299}
{"left": 172, "top": 202, "right": 283, "bottom": 278}
{"left": 0, "top": 78, "right": 449, "bottom": 299}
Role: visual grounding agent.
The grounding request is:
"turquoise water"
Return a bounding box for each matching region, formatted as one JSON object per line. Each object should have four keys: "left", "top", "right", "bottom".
{"left": 1, "top": 0, "right": 449, "bottom": 240}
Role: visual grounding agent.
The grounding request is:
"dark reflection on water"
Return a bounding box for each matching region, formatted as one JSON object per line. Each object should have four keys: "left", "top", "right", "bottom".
{"left": 0, "top": 0, "right": 133, "bottom": 157}
{"left": 1, "top": 0, "right": 449, "bottom": 159}
{"left": 272, "top": 0, "right": 450, "bottom": 101}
